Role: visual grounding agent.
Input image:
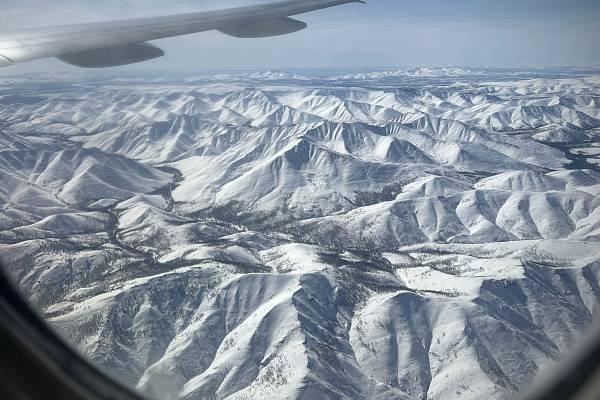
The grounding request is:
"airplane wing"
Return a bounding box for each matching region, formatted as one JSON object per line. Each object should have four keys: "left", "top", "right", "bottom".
{"left": 0, "top": 0, "right": 362, "bottom": 68}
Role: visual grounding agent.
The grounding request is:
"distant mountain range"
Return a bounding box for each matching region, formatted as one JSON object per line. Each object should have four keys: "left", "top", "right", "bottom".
{"left": 1, "top": 67, "right": 599, "bottom": 400}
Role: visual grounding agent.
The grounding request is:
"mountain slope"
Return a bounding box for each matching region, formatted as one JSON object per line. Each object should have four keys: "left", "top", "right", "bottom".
{"left": 0, "top": 68, "right": 599, "bottom": 400}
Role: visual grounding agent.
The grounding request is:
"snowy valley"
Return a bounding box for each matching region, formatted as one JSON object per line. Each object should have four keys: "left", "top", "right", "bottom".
{"left": 1, "top": 67, "right": 600, "bottom": 400}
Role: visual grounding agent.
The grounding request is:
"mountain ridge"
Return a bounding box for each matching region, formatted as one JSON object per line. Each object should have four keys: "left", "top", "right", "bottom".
{"left": 1, "top": 67, "right": 599, "bottom": 400}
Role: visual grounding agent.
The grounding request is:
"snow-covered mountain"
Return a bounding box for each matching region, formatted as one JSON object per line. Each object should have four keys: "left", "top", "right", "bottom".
{"left": 1, "top": 67, "right": 600, "bottom": 400}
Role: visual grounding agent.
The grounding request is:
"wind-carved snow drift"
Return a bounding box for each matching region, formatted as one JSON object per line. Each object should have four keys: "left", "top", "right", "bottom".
{"left": 1, "top": 67, "right": 600, "bottom": 400}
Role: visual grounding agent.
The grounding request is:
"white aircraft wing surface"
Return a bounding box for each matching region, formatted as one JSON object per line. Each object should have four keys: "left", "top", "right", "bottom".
{"left": 0, "top": 0, "right": 362, "bottom": 68}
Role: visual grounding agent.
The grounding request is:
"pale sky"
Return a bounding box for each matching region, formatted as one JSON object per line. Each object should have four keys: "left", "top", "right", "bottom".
{"left": 1, "top": 0, "right": 599, "bottom": 74}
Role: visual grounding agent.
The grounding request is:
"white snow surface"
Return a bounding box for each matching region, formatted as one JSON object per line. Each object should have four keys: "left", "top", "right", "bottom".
{"left": 1, "top": 68, "right": 600, "bottom": 400}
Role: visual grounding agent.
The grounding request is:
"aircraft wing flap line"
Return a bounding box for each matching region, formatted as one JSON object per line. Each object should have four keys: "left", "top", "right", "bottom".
{"left": 0, "top": 53, "right": 14, "bottom": 67}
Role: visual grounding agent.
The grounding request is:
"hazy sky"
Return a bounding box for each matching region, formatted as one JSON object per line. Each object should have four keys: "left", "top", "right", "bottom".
{"left": 1, "top": 0, "right": 600, "bottom": 73}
